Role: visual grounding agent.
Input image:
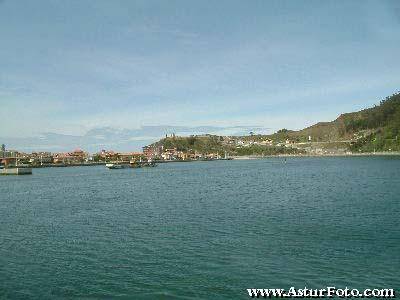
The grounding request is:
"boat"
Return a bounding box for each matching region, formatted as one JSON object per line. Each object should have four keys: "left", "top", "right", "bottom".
{"left": 130, "top": 158, "right": 157, "bottom": 168}
{"left": 106, "top": 158, "right": 157, "bottom": 170}
{"left": 141, "top": 158, "right": 157, "bottom": 167}
{"left": 129, "top": 161, "right": 142, "bottom": 168}
{"left": 146, "top": 161, "right": 157, "bottom": 167}
{"left": 105, "top": 163, "right": 130, "bottom": 169}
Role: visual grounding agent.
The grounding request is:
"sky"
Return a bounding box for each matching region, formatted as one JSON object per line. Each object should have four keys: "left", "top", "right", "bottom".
{"left": 1, "top": 0, "right": 400, "bottom": 150}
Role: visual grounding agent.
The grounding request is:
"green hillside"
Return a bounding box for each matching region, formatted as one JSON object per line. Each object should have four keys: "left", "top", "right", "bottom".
{"left": 263, "top": 91, "right": 400, "bottom": 151}
{"left": 346, "top": 92, "right": 400, "bottom": 151}
{"left": 150, "top": 91, "right": 400, "bottom": 154}
{"left": 152, "top": 134, "right": 304, "bottom": 156}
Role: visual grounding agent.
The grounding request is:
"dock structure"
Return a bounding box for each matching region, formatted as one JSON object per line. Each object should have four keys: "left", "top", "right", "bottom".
{"left": 0, "top": 168, "right": 32, "bottom": 175}
{"left": 1, "top": 152, "right": 33, "bottom": 175}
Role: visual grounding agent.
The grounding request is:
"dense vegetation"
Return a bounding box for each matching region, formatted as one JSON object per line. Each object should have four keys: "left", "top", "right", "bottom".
{"left": 346, "top": 92, "right": 400, "bottom": 152}
{"left": 344, "top": 93, "right": 400, "bottom": 132}
{"left": 160, "top": 135, "right": 224, "bottom": 153}
{"left": 265, "top": 91, "right": 400, "bottom": 151}
{"left": 153, "top": 135, "right": 304, "bottom": 156}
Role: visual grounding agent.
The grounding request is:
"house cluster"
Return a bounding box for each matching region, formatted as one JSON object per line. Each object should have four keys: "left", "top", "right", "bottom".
{"left": 0, "top": 132, "right": 316, "bottom": 167}
{"left": 95, "top": 149, "right": 143, "bottom": 162}
{"left": 1, "top": 145, "right": 87, "bottom": 166}
{"left": 13, "top": 149, "right": 90, "bottom": 165}
{"left": 222, "top": 137, "right": 297, "bottom": 148}
{"left": 0, "top": 144, "right": 151, "bottom": 167}
{"left": 234, "top": 139, "right": 275, "bottom": 147}
{"left": 52, "top": 149, "right": 89, "bottom": 164}
{"left": 142, "top": 145, "right": 222, "bottom": 161}
{"left": 28, "top": 152, "right": 54, "bottom": 164}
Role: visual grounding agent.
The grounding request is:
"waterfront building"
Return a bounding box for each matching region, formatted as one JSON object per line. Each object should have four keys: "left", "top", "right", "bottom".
{"left": 205, "top": 153, "right": 220, "bottom": 159}
{"left": 161, "top": 148, "right": 177, "bottom": 160}
{"left": 28, "top": 152, "right": 54, "bottom": 165}
{"left": 118, "top": 152, "right": 143, "bottom": 162}
{"left": 98, "top": 150, "right": 118, "bottom": 161}
{"left": 143, "top": 145, "right": 162, "bottom": 160}
{"left": 176, "top": 151, "right": 188, "bottom": 160}
{"left": 53, "top": 149, "right": 89, "bottom": 164}
{"left": 259, "top": 139, "right": 273, "bottom": 146}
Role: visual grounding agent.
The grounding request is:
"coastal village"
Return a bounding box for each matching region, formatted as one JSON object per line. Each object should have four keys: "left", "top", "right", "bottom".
{"left": 0, "top": 139, "right": 225, "bottom": 168}
{"left": 2, "top": 91, "right": 400, "bottom": 170}
{"left": 0, "top": 132, "right": 356, "bottom": 169}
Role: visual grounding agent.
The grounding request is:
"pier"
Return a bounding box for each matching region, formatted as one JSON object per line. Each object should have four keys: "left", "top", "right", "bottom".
{"left": 0, "top": 156, "right": 33, "bottom": 175}
{"left": 0, "top": 167, "right": 32, "bottom": 175}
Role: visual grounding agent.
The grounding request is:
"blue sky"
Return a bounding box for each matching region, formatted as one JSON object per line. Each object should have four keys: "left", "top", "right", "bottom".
{"left": 1, "top": 0, "right": 400, "bottom": 144}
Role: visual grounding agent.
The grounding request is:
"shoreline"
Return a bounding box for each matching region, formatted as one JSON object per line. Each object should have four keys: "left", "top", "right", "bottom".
{"left": 29, "top": 162, "right": 106, "bottom": 168}
{"left": 10, "top": 152, "right": 400, "bottom": 169}
{"left": 231, "top": 152, "right": 400, "bottom": 159}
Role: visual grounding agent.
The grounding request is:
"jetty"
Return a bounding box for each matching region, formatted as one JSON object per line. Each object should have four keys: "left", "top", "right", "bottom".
{"left": 0, "top": 167, "right": 32, "bottom": 175}
{"left": 0, "top": 156, "right": 33, "bottom": 175}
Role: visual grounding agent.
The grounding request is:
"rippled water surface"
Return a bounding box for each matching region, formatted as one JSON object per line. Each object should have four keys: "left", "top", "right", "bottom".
{"left": 1, "top": 157, "right": 399, "bottom": 299}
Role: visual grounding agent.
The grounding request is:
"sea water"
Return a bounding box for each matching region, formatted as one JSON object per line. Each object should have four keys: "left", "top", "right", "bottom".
{"left": 1, "top": 157, "right": 399, "bottom": 299}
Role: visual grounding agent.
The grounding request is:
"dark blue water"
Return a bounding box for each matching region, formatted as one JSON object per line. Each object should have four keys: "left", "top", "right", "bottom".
{"left": 1, "top": 157, "right": 399, "bottom": 299}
